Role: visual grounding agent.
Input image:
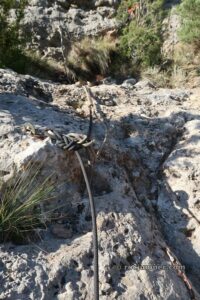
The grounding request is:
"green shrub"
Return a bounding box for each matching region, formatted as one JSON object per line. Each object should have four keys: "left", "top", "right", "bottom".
{"left": 120, "top": 20, "right": 162, "bottom": 66}
{"left": 116, "top": 0, "right": 137, "bottom": 23}
{"left": 0, "top": 0, "right": 27, "bottom": 70}
{"left": 178, "top": 0, "right": 200, "bottom": 46}
{"left": 116, "top": 0, "right": 166, "bottom": 72}
{"left": 0, "top": 163, "right": 55, "bottom": 243}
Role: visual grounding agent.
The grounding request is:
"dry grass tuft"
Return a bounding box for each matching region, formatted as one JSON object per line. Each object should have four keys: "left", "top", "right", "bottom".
{"left": 142, "top": 64, "right": 189, "bottom": 88}
{"left": 142, "top": 66, "right": 170, "bottom": 88}
{"left": 170, "top": 65, "right": 188, "bottom": 88}
{"left": 65, "top": 37, "right": 116, "bottom": 81}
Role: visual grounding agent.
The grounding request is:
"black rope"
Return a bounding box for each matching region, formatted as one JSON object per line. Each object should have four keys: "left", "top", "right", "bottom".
{"left": 75, "top": 151, "right": 99, "bottom": 300}
{"left": 23, "top": 88, "right": 99, "bottom": 300}
{"left": 45, "top": 103, "right": 99, "bottom": 300}
{"left": 65, "top": 106, "right": 99, "bottom": 300}
{"left": 64, "top": 110, "right": 99, "bottom": 300}
{"left": 87, "top": 104, "right": 93, "bottom": 141}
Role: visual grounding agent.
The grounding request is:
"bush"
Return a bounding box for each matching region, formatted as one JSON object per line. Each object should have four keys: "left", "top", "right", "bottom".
{"left": 116, "top": 0, "right": 166, "bottom": 72}
{"left": 120, "top": 21, "right": 162, "bottom": 66}
{"left": 178, "top": 0, "right": 200, "bottom": 46}
{"left": 0, "top": 0, "right": 27, "bottom": 69}
{"left": 116, "top": 0, "right": 137, "bottom": 23}
{"left": 0, "top": 163, "right": 55, "bottom": 243}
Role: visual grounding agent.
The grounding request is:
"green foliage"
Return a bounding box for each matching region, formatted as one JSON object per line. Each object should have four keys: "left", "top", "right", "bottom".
{"left": 0, "top": 0, "right": 27, "bottom": 69}
{"left": 178, "top": 0, "right": 200, "bottom": 46}
{"left": 116, "top": 0, "right": 138, "bottom": 22}
{"left": 120, "top": 20, "right": 162, "bottom": 66}
{"left": 116, "top": 0, "right": 166, "bottom": 70}
{"left": 0, "top": 163, "right": 55, "bottom": 243}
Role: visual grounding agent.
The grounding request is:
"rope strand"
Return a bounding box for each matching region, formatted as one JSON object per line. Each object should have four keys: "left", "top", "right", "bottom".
{"left": 75, "top": 151, "right": 99, "bottom": 300}
{"left": 22, "top": 86, "right": 100, "bottom": 299}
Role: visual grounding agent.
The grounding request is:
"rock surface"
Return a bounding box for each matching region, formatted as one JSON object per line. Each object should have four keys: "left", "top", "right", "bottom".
{"left": 0, "top": 68, "right": 200, "bottom": 299}
{"left": 20, "top": 0, "right": 120, "bottom": 61}
{"left": 162, "top": 12, "right": 181, "bottom": 59}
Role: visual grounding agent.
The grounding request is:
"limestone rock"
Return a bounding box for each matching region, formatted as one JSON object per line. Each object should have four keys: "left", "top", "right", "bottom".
{"left": 20, "top": 0, "right": 119, "bottom": 61}
{"left": 162, "top": 13, "right": 181, "bottom": 59}
{"left": 0, "top": 69, "right": 200, "bottom": 299}
{"left": 157, "top": 119, "right": 200, "bottom": 293}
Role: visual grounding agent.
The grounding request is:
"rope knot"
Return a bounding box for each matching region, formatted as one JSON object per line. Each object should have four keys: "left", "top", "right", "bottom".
{"left": 46, "top": 130, "right": 94, "bottom": 151}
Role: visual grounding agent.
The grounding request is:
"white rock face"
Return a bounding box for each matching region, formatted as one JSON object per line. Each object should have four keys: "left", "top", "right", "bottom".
{"left": 0, "top": 69, "right": 200, "bottom": 299}
{"left": 20, "top": 0, "right": 119, "bottom": 61}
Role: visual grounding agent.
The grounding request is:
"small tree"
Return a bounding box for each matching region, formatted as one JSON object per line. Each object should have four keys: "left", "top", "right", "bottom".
{"left": 178, "top": 0, "right": 200, "bottom": 47}
{"left": 0, "top": 0, "right": 27, "bottom": 68}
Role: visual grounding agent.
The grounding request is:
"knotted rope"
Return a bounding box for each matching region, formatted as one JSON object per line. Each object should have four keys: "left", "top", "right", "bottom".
{"left": 22, "top": 91, "right": 99, "bottom": 300}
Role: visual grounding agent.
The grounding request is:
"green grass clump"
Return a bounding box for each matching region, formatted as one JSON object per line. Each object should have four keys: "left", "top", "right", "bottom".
{"left": 0, "top": 163, "right": 55, "bottom": 243}
{"left": 120, "top": 21, "right": 162, "bottom": 67}
{"left": 178, "top": 0, "right": 200, "bottom": 47}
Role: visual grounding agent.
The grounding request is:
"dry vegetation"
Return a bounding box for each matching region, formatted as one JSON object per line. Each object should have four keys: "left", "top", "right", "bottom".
{"left": 65, "top": 37, "right": 117, "bottom": 81}
{"left": 142, "top": 64, "right": 188, "bottom": 88}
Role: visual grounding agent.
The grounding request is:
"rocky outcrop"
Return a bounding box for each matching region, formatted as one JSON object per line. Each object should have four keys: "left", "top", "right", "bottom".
{"left": 162, "top": 13, "right": 181, "bottom": 59}
{"left": 20, "top": 0, "right": 120, "bottom": 61}
{"left": 0, "top": 68, "right": 200, "bottom": 299}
